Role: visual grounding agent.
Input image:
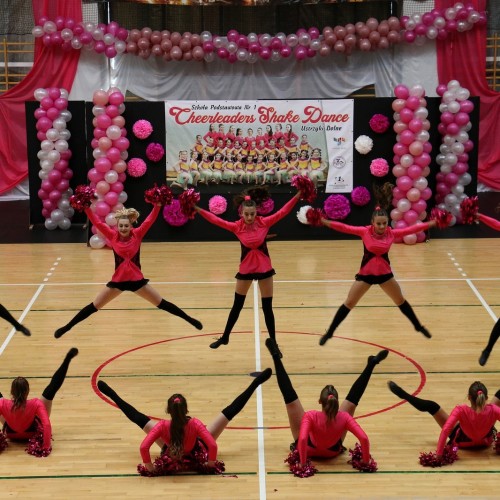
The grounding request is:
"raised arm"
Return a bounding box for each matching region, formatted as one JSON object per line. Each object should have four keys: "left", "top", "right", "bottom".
{"left": 196, "top": 207, "right": 238, "bottom": 232}
{"left": 262, "top": 193, "right": 300, "bottom": 227}
{"left": 134, "top": 204, "right": 161, "bottom": 240}
{"left": 84, "top": 207, "right": 116, "bottom": 240}
{"left": 321, "top": 219, "right": 366, "bottom": 237}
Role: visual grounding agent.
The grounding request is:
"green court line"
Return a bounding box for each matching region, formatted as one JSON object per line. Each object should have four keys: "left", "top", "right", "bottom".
{"left": 0, "top": 472, "right": 256, "bottom": 480}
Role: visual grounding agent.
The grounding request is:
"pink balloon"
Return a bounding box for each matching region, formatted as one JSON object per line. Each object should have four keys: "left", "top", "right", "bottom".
{"left": 453, "top": 162, "right": 468, "bottom": 175}
{"left": 104, "top": 191, "right": 119, "bottom": 206}
{"left": 98, "top": 137, "right": 112, "bottom": 151}
{"left": 391, "top": 208, "right": 403, "bottom": 221}
{"left": 403, "top": 233, "right": 417, "bottom": 245}
{"left": 446, "top": 123, "right": 460, "bottom": 135}
{"left": 412, "top": 199, "right": 427, "bottom": 213}
{"left": 96, "top": 114, "right": 112, "bottom": 129}
{"left": 460, "top": 100, "right": 474, "bottom": 113}
{"left": 409, "top": 141, "right": 424, "bottom": 156}
{"left": 57, "top": 179, "right": 69, "bottom": 192}
{"left": 404, "top": 209, "right": 418, "bottom": 224}
{"left": 395, "top": 220, "right": 408, "bottom": 229}
{"left": 420, "top": 187, "right": 432, "bottom": 201}
{"left": 113, "top": 160, "right": 127, "bottom": 174}
{"left": 393, "top": 120, "right": 408, "bottom": 134}
{"left": 408, "top": 118, "right": 423, "bottom": 133}
{"left": 118, "top": 172, "right": 127, "bottom": 182}
{"left": 455, "top": 112, "right": 470, "bottom": 126}
{"left": 106, "top": 147, "right": 121, "bottom": 163}
{"left": 110, "top": 181, "right": 124, "bottom": 193}
{"left": 399, "top": 129, "right": 415, "bottom": 145}
{"left": 96, "top": 180, "right": 110, "bottom": 195}
{"left": 46, "top": 107, "right": 60, "bottom": 120}
{"left": 113, "top": 136, "right": 130, "bottom": 152}
{"left": 43, "top": 200, "right": 55, "bottom": 211}
{"left": 393, "top": 143, "right": 408, "bottom": 156}
{"left": 445, "top": 172, "right": 459, "bottom": 187}
{"left": 464, "top": 140, "right": 474, "bottom": 152}
{"left": 105, "top": 105, "right": 120, "bottom": 118}
{"left": 414, "top": 152, "right": 431, "bottom": 167}
{"left": 49, "top": 190, "right": 62, "bottom": 202}
{"left": 94, "top": 157, "right": 112, "bottom": 173}
{"left": 436, "top": 83, "right": 447, "bottom": 96}
{"left": 436, "top": 182, "right": 449, "bottom": 195}
{"left": 399, "top": 108, "right": 414, "bottom": 123}
{"left": 48, "top": 169, "right": 62, "bottom": 184}
{"left": 407, "top": 165, "right": 423, "bottom": 179}
{"left": 394, "top": 84, "right": 409, "bottom": 100}
{"left": 416, "top": 232, "right": 427, "bottom": 243}
{"left": 406, "top": 96, "right": 420, "bottom": 110}
{"left": 440, "top": 112, "right": 454, "bottom": 125}
{"left": 94, "top": 201, "right": 111, "bottom": 217}
{"left": 88, "top": 168, "right": 104, "bottom": 183}
{"left": 396, "top": 175, "right": 413, "bottom": 191}
{"left": 38, "top": 189, "right": 49, "bottom": 200}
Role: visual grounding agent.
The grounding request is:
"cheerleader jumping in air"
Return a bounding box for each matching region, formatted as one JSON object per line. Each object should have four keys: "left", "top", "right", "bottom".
{"left": 194, "top": 181, "right": 309, "bottom": 355}
{"left": 265, "top": 338, "right": 384, "bottom": 476}
{"left": 54, "top": 191, "right": 202, "bottom": 338}
{"left": 96, "top": 368, "right": 272, "bottom": 474}
{"left": 319, "top": 182, "right": 437, "bottom": 346}
{"left": 0, "top": 348, "right": 78, "bottom": 455}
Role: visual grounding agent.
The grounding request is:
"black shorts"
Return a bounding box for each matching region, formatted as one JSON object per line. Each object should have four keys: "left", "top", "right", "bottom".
{"left": 290, "top": 437, "right": 346, "bottom": 455}
{"left": 106, "top": 279, "right": 149, "bottom": 292}
{"left": 235, "top": 269, "right": 276, "bottom": 281}
{"left": 355, "top": 273, "right": 394, "bottom": 285}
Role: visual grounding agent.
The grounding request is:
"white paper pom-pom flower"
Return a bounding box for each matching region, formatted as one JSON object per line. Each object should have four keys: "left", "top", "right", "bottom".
{"left": 297, "top": 205, "right": 312, "bottom": 224}
{"left": 354, "top": 135, "right": 373, "bottom": 155}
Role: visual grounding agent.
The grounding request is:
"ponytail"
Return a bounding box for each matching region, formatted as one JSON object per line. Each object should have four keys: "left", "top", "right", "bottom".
{"left": 166, "top": 394, "right": 190, "bottom": 458}
{"left": 469, "top": 381, "right": 488, "bottom": 413}
{"left": 11, "top": 377, "right": 29, "bottom": 411}
{"left": 319, "top": 385, "right": 339, "bottom": 422}
{"left": 372, "top": 181, "right": 394, "bottom": 218}
{"left": 233, "top": 186, "right": 269, "bottom": 209}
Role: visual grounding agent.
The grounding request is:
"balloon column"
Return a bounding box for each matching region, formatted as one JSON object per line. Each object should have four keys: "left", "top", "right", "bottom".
{"left": 30, "top": 2, "right": 486, "bottom": 64}
{"left": 88, "top": 88, "right": 128, "bottom": 249}
{"left": 34, "top": 87, "right": 74, "bottom": 230}
{"left": 390, "top": 84, "right": 433, "bottom": 244}
{"left": 435, "top": 80, "right": 474, "bottom": 225}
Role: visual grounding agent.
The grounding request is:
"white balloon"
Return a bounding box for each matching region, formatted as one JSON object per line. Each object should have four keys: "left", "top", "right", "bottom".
{"left": 47, "top": 150, "right": 61, "bottom": 163}
{"left": 53, "top": 118, "right": 67, "bottom": 131}
{"left": 118, "top": 191, "right": 128, "bottom": 204}
{"left": 459, "top": 173, "right": 472, "bottom": 186}
{"left": 41, "top": 140, "right": 54, "bottom": 151}
{"left": 447, "top": 101, "right": 460, "bottom": 114}
{"left": 37, "top": 150, "right": 48, "bottom": 160}
{"left": 34, "top": 88, "right": 48, "bottom": 101}
{"left": 58, "top": 218, "right": 72, "bottom": 230}
{"left": 38, "top": 170, "right": 48, "bottom": 180}
{"left": 105, "top": 212, "right": 117, "bottom": 226}
{"left": 46, "top": 129, "right": 60, "bottom": 141}
{"left": 59, "top": 129, "right": 71, "bottom": 141}
{"left": 59, "top": 110, "right": 72, "bottom": 122}
{"left": 50, "top": 209, "right": 64, "bottom": 222}
{"left": 89, "top": 234, "right": 105, "bottom": 249}
{"left": 451, "top": 184, "right": 464, "bottom": 196}
{"left": 44, "top": 218, "right": 58, "bottom": 230}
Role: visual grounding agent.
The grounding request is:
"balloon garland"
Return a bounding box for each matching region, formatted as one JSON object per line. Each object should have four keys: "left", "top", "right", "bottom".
{"left": 31, "top": 2, "right": 486, "bottom": 64}
{"left": 34, "top": 87, "right": 74, "bottom": 230}
{"left": 435, "top": 80, "right": 474, "bottom": 226}
{"left": 390, "top": 84, "right": 433, "bottom": 244}
{"left": 87, "top": 88, "right": 128, "bottom": 249}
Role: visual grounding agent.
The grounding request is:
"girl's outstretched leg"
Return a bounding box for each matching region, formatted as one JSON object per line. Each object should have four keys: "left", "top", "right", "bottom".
{"left": 0, "top": 303, "right": 30, "bottom": 336}
{"left": 479, "top": 318, "right": 500, "bottom": 366}
{"left": 210, "top": 293, "right": 246, "bottom": 349}
{"left": 208, "top": 368, "right": 272, "bottom": 440}
{"left": 319, "top": 304, "right": 351, "bottom": 346}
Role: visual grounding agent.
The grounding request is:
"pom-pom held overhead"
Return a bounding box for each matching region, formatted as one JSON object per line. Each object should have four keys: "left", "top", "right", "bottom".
{"left": 370, "top": 158, "right": 389, "bottom": 177}
{"left": 419, "top": 445, "right": 459, "bottom": 467}
{"left": 208, "top": 195, "right": 228, "bottom": 215}
{"left": 369, "top": 114, "right": 390, "bottom": 134}
{"left": 127, "top": 158, "right": 147, "bottom": 177}
{"left": 291, "top": 175, "right": 317, "bottom": 203}
{"left": 354, "top": 135, "right": 373, "bottom": 155}
{"left": 179, "top": 189, "right": 201, "bottom": 219}
{"left": 351, "top": 186, "right": 371, "bottom": 206}
{"left": 348, "top": 443, "right": 378, "bottom": 473}
{"left": 460, "top": 196, "right": 478, "bottom": 225}
{"left": 69, "top": 185, "right": 95, "bottom": 212}
{"left": 430, "top": 207, "right": 453, "bottom": 229}
{"left": 132, "top": 119, "right": 153, "bottom": 139}
{"left": 284, "top": 449, "right": 318, "bottom": 478}
{"left": 324, "top": 194, "right": 351, "bottom": 220}
{"left": 163, "top": 199, "right": 189, "bottom": 227}
{"left": 306, "top": 207, "right": 325, "bottom": 227}
{"left": 145, "top": 143, "right": 165, "bottom": 162}
{"left": 144, "top": 184, "right": 173, "bottom": 205}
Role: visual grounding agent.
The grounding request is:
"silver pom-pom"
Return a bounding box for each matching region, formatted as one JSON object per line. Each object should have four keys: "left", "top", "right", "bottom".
{"left": 354, "top": 135, "right": 373, "bottom": 155}
{"left": 297, "top": 205, "right": 312, "bottom": 224}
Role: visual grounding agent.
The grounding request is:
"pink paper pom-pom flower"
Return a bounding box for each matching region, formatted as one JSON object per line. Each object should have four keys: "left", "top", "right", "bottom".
{"left": 370, "top": 158, "right": 389, "bottom": 177}
{"left": 163, "top": 199, "right": 189, "bottom": 227}
{"left": 351, "top": 186, "right": 371, "bottom": 206}
{"left": 145, "top": 143, "right": 165, "bottom": 162}
{"left": 132, "top": 119, "right": 153, "bottom": 139}
{"left": 208, "top": 195, "right": 227, "bottom": 215}
{"left": 324, "top": 194, "right": 351, "bottom": 220}
{"left": 369, "top": 114, "right": 390, "bottom": 134}
{"left": 257, "top": 197, "right": 274, "bottom": 215}
{"left": 127, "top": 158, "right": 147, "bottom": 177}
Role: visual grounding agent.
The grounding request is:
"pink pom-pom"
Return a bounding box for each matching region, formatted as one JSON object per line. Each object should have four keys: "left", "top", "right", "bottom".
{"left": 430, "top": 207, "right": 452, "bottom": 229}
{"left": 132, "top": 119, "right": 153, "bottom": 139}
{"left": 370, "top": 158, "right": 389, "bottom": 177}
{"left": 137, "top": 441, "right": 225, "bottom": 476}
{"left": 145, "top": 142, "right": 165, "bottom": 162}
{"left": 144, "top": 184, "right": 173, "bottom": 205}
{"left": 163, "top": 199, "right": 189, "bottom": 227}
{"left": 0, "top": 431, "right": 7, "bottom": 453}
{"left": 284, "top": 449, "right": 318, "bottom": 478}
{"left": 257, "top": 197, "right": 274, "bottom": 215}
{"left": 460, "top": 196, "right": 478, "bottom": 225}
{"left": 69, "top": 185, "right": 95, "bottom": 212}
{"left": 348, "top": 443, "right": 378, "bottom": 472}
{"left": 25, "top": 428, "right": 51, "bottom": 457}
{"left": 208, "top": 195, "right": 227, "bottom": 215}
{"left": 369, "top": 114, "right": 390, "bottom": 134}
{"left": 324, "top": 194, "right": 351, "bottom": 220}
{"left": 291, "top": 175, "right": 317, "bottom": 203}
{"left": 127, "top": 158, "right": 147, "bottom": 177}
{"left": 351, "top": 186, "right": 371, "bottom": 206}
{"left": 179, "top": 189, "right": 201, "bottom": 219}
{"left": 419, "top": 445, "right": 458, "bottom": 467}
{"left": 306, "top": 207, "right": 325, "bottom": 227}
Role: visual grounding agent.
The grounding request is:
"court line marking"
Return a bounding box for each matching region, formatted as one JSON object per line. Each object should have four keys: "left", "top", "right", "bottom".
{"left": 466, "top": 278, "right": 498, "bottom": 322}
{"left": 0, "top": 472, "right": 256, "bottom": 480}
{"left": 0, "top": 257, "right": 61, "bottom": 356}
{"left": 252, "top": 281, "right": 267, "bottom": 500}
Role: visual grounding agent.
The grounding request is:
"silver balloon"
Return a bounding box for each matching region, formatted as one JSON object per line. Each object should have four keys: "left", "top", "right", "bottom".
{"left": 37, "top": 150, "right": 48, "bottom": 160}
{"left": 247, "top": 52, "right": 258, "bottom": 64}
{"left": 58, "top": 218, "right": 72, "bottom": 230}
{"left": 447, "top": 101, "right": 460, "bottom": 114}
{"left": 44, "top": 218, "right": 58, "bottom": 230}
{"left": 34, "top": 88, "right": 48, "bottom": 101}
{"left": 414, "top": 107, "right": 428, "bottom": 120}
{"left": 457, "top": 131, "right": 469, "bottom": 143}
{"left": 434, "top": 16, "right": 446, "bottom": 29}
{"left": 444, "top": 153, "right": 458, "bottom": 166}
{"left": 60, "top": 110, "right": 72, "bottom": 122}
{"left": 464, "top": 122, "right": 472, "bottom": 132}
{"left": 451, "top": 142, "right": 465, "bottom": 155}
{"left": 439, "top": 103, "right": 448, "bottom": 113}
{"left": 459, "top": 173, "right": 472, "bottom": 186}
{"left": 440, "top": 144, "right": 450, "bottom": 154}
{"left": 271, "top": 50, "right": 281, "bottom": 62}
{"left": 39, "top": 170, "right": 48, "bottom": 180}
{"left": 59, "top": 129, "right": 71, "bottom": 141}
{"left": 247, "top": 33, "right": 258, "bottom": 44}
{"left": 236, "top": 48, "right": 248, "bottom": 62}
{"left": 440, "top": 164, "right": 452, "bottom": 174}
{"left": 451, "top": 184, "right": 464, "bottom": 196}
{"left": 204, "top": 52, "right": 215, "bottom": 63}
{"left": 200, "top": 31, "right": 212, "bottom": 43}
{"left": 456, "top": 87, "right": 470, "bottom": 101}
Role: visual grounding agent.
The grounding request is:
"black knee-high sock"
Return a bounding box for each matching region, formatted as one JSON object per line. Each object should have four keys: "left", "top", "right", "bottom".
{"left": 495, "top": 389, "right": 500, "bottom": 400}
{"left": 484, "top": 318, "right": 500, "bottom": 353}
{"left": 261, "top": 297, "right": 275, "bottom": 340}
{"left": 221, "top": 293, "right": 246, "bottom": 339}
{"left": 398, "top": 300, "right": 423, "bottom": 330}
{"left": 97, "top": 381, "right": 150, "bottom": 429}
{"left": 326, "top": 304, "right": 351, "bottom": 336}
{"left": 157, "top": 299, "right": 202, "bottom": 329}
{"left": 55, "top": 303, "right": 98, "bottom": 337}
{"left": 221, "top": 368, "right": 272, "bottom": 420}
{"left": 345, "top": 357, "right": 379, "bottom": 406}
{"left": 389, "top": 382, "right": 440, "bottom": 415}
{"left": 270, "top": 353, "right": 298, "bottom": 404}
{"left": 42, "top": 348, "right": 79, "bottom": 400}
{"left": 0, "top": 303, "right": 22, "bottom": 329}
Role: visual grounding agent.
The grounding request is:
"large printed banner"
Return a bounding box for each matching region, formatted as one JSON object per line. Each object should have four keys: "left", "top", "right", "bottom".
{"left": 164, "top": 99, "right": 354, "bottom": 193}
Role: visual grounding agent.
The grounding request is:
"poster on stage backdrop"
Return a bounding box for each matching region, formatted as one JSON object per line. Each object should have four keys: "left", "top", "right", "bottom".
{"left": 164, "top": 99, "right": 354, "bottom": 193}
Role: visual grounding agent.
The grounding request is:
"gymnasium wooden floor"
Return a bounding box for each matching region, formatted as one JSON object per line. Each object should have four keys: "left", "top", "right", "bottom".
{"left": 1, "top": 238, "right": 500, "bottom": 499}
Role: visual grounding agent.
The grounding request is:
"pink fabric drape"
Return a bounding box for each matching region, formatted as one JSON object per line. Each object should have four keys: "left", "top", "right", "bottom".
{"left": 0, "top": 0, "right": 82, "bottom": 194}
{"left": 436, "top": 0, "right": 500, "bottom": 189}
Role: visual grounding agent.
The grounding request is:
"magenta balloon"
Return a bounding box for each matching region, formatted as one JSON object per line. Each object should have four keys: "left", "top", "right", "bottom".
{"left": 113, "top": 136, "right": 130, "bottom": 151}
{"left": 41, "top": 179, "right": 52, "bottom": 192}
{"left": 227, "top": 53, "right": 237, "bottom": 63}
{"left": 393, "top": 142, "right": 408, "bottom": 156}
{"left": 464, "top": 140, "right": 474, "bottom": 152}
{"left": 436, "top": 83, "right": 447, "bottom": 96}
{"left": 104, "top": 191, "right": 119, "bottom": 206}
{"left": 421, "top": 187, "right": 432, "bottom": 201}
{"left": 453, "top": 162, "right": 468, "bottom": 175}
{"left": 399, "top": 107, "right": 414, "bottom": 123}
{"left": 57, "top": 179, "right": 69, "bottom": 192}
{"left": 49, "top": 190, "right": 62, "bottom": 202}
{"left": 408, "top": 118, "right": 423, "bottom": 133}
{"left": 436, "top": 182, "right": 449, "bottom": 195}
{"left": 38, "top": 188, "right": 48, "bottom": 200}
{"left": 96, "top": 114, "right": 112, "bottom": 129}
{"left": 403, "top": 209, "right": 418, "bottom": 225}
{"left": 281, "top": 46, "right": 292, "bottom": 57}
{"left": 43, "top": 200, "right": 54, "bottom": 211}
{"left": 217, "top": 47, "right": 228, "bottom": 59}
{"left": 94, "top": 157, "right": 112, "bottom": 173}
{"left": 440, "top": 111, "right": 454, "bottom": 125}
{"left": 88, "top": 168, "right": 103, "bottom": 183}
{"left": 392, "top": 186, "right": 403, "bottom": 200}
{"left": 407, "top": 164, "right": 423, "bottom": 179}
{"left": 396, "top": 175, "right": 413, "bottom": 191}
{"left": 423, "top": 142, "right": 432, "bottom": 153}
{"left": 36, "top": 117, "right": 52, "bottom": 132}
{"left": 48, "top": 169, "right": 62, "bottom": 184}
{"left": 94, "top": 41, "right": 106, "bottom": 54}
{"left": 414, "top": 152, "right": 431, "bottom": 167}
{"left": 42, "top": 208, "right": 50, "bottom": 218}
{"left": 399, "top": 129, "right": 415, "bottom": 145}
{"left": 446, "top": 123, "right": 460, "bottom": 135}
{"left": 118, "top": 172, "right": 127, "bottom": 182}
{"left": 445, "top": 172, "right": 459, "bottom": 187}
{"left": 394, "top": 84, "right": 409, "bottom": 100}
{"left": 248, "top": 42, "right": 260, "bottom": 53}
{"left": 106, "top": 147, "right": 121, "bottom": 163}
{"left": 260, "top": 47, "right": 271, "bottom": 60}
{"left": 460, "top": 100, "right": 474, "bottom": 113}
{"left": 95, "top": 201, "right": 111, "bottom": 217}
{"left": 454, "top": 112, "right": 469, "bottom": 126}
{"left": 46, "top": 107, "right": 60, "bottom": 120}
{"left": 110, "top": 181, "right": 124, "bottom": 193}
{"left": 437, "top": 123, "right": 447, "bottom": 135}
